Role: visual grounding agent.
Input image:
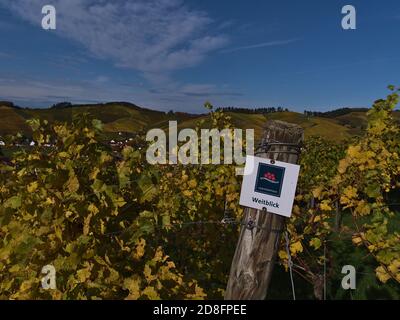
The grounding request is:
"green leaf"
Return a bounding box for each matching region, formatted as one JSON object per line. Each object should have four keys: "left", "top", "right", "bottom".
{"left": 65, "top": 174, "right": 80, "bottom": 193}
{"left": 309, "top": 238, "right": 322, "bottom": 250}
{"left": 4, "top": 196, "right": 22, "bottom": 209}
{"left": 138, "top": 175, "right": 156, "bottom": 203}
{"left": 365, "top": 183, "right": 381, "bottom": 198}
{"left": 92, "top": 119, "right": 103, "bottom": 131}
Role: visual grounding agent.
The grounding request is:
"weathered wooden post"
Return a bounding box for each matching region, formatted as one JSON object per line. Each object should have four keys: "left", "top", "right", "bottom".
{"left": 225, "top": 120, "right": 304, "bottom": 300}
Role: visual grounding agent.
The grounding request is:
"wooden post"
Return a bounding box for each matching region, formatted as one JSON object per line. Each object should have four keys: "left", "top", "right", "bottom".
{"left": 225, "top": 120, "right": 304, "bottom": 300}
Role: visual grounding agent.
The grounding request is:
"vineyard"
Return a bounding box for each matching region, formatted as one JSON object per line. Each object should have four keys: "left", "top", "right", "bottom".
{"left": 0, "top": 87, "right": 399, "bottom": 300}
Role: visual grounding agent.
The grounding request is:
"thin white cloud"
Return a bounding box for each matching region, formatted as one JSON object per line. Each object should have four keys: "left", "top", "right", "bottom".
{"left": 179, "top": 84, "right": 242, "bottom": 97}
{"left": 94, "top": 76, "right": 109, "bottom": 84}
{"left": 0, "top": 1, "right": 250, "bottom": 111}
{"left": 221, "top": 38, "right": 300, "bottom": 53}
{"left": 0, "top": 0, "right": 228, "bottom": 78}
{"left": 0, "top": 51, "right": 11, "bottom": 58}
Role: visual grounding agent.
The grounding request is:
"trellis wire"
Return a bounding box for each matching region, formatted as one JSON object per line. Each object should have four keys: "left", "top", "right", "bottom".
{"left": 284, "top": 231, "right": 296, "bottom": 300}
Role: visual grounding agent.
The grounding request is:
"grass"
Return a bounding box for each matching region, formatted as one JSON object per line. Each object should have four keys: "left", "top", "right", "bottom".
{"left": 0, "top": 107, "right": 32, "bottom": 135}
{"left": 266, "top": 112, "right": 354, "bottom": 140}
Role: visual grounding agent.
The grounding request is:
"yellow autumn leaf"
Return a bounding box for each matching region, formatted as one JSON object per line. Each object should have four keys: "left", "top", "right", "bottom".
{"left": 144, "top": 264, "right": 156, "bottom": 283}
{"left": 354, "top": 200, "right": 371, "bottom": 216}
{"left": 188, "top": 179, "right": 197, "bottom": 188}
{"left": 142, "top": 286, "right": 160, "bottom": 300}
{"left": 278, "top": 250, "right": 288, "bottom": 260}
{"left": 58, "top": 152, "right": 69, "bottom": 158}
{"left": 83, "top": 213, "right": 92, "bottom": 236}
{"left": 132, "top": 238, "right": 146, "bottom": 260}
{"left": 182, "top": 190, "right": 192, "bottom": 197}
{"left": 65, "top": 174, "right": 79, "bottom": 193}
{"left": 313, "top": 215, "right": 321, "bottom": 223}
{"left": 45, "top": 197, "right": 55, "bottom": 205}
{"left": 352, "top": 235, "right": 363, "bottom": 246}
{"left": 226, "top": 193, "right": 237, "bottom": 202}
{"left": 55, "top": 226, "right": 63, "bottom": 241}
{"left": 153, "top": 247, "right": 164, "bottom": 262}
{"left": 100, "top": 219, "right": 105, "bottom": 234}
{"left": 27, "top": 181, "right": 38, "bottom": 193}
{"left": 338, "top": 159, "right": 349, "bottom": 174}
{"left": 312, "top": 186, "right": 323, "bottom": 199}
{"left": 193, "top": 285, "right": 207, "bottom": 300}
{"left": 340, "top": 186, "right": 358, "bottom": 206}
{"left": 185, "top": 283, "right": 207, "bottom": 300}
{"left": 19, "top": 280, "right": 34, "bottom": 292}
{"left": 124, "top": 277, "right": 141, "bottom": 300}
{"left": 347, "top": 145, "right": 361, "bottom": 158}
{"left": 388, "top": 260, "right": 400, "bottom": 274}
{"left": 89, "top": 168, "right": 100, "bottom": 180}
{"left": 292, "top": 205, "right": 300, "bottom": 215}
{"left": 114, "top": 196, "right": 126, "bottom": 208}
{"left": 100, "top": 152, "right": 112, "bottom": 164}
{"left": 9, "top": 265, "right": 21, "bottom": 273}
{"left": 376, "top": 266, "right": 391, "bottom": 283}
{"left": 343, "top": 186, "right": 358, "bottom": 199}
{"left": 77, "top": 266, "right": 91, "bottom": 283}
{"left": 290, "top": 241, "right": 303, "bottom": 255}
{"left": 88, "top": 203, "right": 99, "bottom": 215}
{"left": 319, "top": 200, "right": 332, "bottom": 211}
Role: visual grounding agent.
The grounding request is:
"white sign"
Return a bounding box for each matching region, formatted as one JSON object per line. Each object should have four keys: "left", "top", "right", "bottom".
{"left": 239, "top": 155, "right": 300, "bottom": 218}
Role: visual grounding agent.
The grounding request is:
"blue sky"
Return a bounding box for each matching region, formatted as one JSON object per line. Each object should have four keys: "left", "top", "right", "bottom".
{"left": 0, "top": 0, "right": 399, "bottom": 113}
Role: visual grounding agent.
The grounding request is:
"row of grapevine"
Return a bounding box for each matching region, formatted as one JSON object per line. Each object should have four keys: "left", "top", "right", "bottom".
{"left": 0, "top": 88, "right": 399, "bottom": 299}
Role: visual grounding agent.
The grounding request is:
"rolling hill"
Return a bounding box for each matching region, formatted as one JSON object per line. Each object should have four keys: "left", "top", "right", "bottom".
{"left": 1, "top": 101, "right": 399, "bottom": 142}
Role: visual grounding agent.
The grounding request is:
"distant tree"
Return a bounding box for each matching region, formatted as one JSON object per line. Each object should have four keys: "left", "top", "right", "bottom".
{"left": 51, "top": 102, "right": 72, "bottom": 109}
{"left": 0, "top": 101, "right": 14, "bottom": 108}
